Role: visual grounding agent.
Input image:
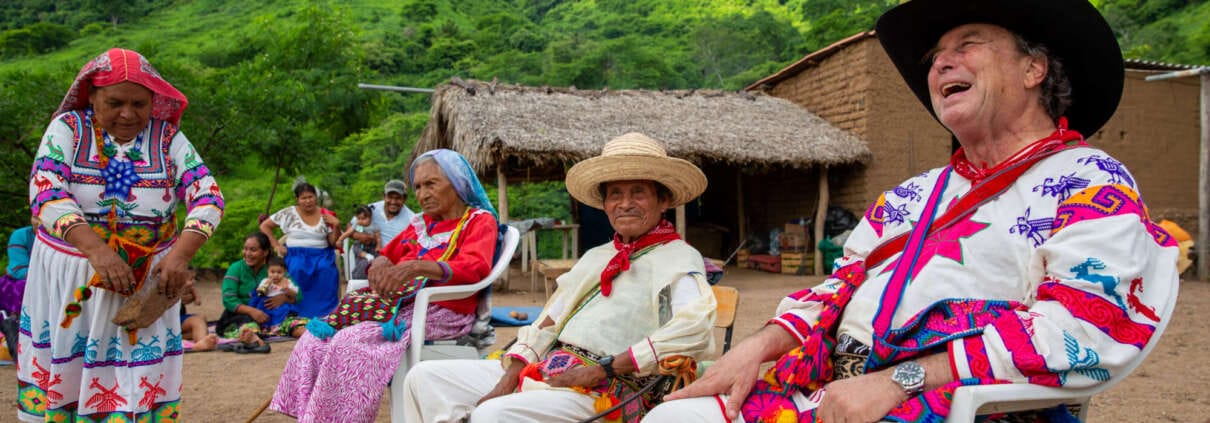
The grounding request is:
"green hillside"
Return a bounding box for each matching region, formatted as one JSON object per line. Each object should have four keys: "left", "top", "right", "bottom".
{"left": 2, "top": 0, "right": 1207, "bottom": 268}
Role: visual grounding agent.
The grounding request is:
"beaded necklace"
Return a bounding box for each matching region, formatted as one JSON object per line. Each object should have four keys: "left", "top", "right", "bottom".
{"left": 88, "top": 108, "right": 144, "bottom": 202}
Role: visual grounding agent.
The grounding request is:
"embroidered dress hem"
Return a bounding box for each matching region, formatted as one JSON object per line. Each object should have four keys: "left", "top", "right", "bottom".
{"left": 269, "top": 303, "right": 475, "bottom": 423}
{"left": 17, "top": 239, "right": 183, "bottom": 422}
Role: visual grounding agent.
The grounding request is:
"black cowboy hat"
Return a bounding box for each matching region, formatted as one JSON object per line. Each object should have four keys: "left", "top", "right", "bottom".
{"left": 875, "top": 0, "right": 1123, "bottom": 136}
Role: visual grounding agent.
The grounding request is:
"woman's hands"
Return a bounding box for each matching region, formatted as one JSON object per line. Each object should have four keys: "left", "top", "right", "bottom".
{"left": 238, "top": 304, "right": 270, "bottom": 324}
{"left": 151, "top": 252, "right": 190, "bottom": 298}
{"left": 321, "top": 212, "right": 340, "bottom": 229}
{"left": 86, "top": 247, "right": 137, "bottom": 294}
{"left": 181, "top": 277, "right": 201, "bottom": 305}
{"left": 264, "top": 295, "right": 289, "bottom": 310}
{"left": 368, "top": 258, "right": 443, "bottom": 295}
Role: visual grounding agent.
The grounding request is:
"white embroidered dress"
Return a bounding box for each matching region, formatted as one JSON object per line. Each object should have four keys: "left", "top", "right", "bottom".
{"left": 19, "top": 110, "right": 223, "bottom": 422}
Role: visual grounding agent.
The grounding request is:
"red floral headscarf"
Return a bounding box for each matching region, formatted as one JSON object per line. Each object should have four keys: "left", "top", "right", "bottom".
{"left": 54, "top": 48, "right": 188, "bottom": 126}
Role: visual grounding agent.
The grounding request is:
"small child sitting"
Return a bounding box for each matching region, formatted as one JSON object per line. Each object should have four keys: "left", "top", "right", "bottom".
{"left": 336, "top": 205, "right": 380, "bottom": 279}
{"left": 239, "top": 257, "right": 306, "bottom": 350}
{"left": 180, "top": 269, "right": 218, "bottom": 351}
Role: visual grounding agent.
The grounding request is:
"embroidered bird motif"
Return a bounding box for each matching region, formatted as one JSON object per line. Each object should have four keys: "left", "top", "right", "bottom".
{"left": 1032, "top": 173, "right": 1090, "bottom": 201}
{"left": 1077, "top": 155, "right": 1135, "bottom": 187}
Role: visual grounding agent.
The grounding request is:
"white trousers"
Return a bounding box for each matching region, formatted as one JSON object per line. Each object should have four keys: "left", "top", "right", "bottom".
{"left": 643, "top": 395, "right": 738, "bottom": 423}
{"left": 401, "top": 359, "right": 598, "bottom": 423}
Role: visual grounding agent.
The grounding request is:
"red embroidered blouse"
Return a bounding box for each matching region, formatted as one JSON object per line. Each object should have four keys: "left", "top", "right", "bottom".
{"left": 379, "top": 209, "right": 498, "bottom": 315}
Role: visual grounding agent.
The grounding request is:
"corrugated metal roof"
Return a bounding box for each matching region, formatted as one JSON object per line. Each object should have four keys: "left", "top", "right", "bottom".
{"left": 1124, "top": 59, "right": 1206, "bottom": 72}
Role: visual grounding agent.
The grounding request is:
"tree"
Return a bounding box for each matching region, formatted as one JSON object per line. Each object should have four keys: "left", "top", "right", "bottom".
{"left": 0, "top": 67, "right": 70, "bottom": 236}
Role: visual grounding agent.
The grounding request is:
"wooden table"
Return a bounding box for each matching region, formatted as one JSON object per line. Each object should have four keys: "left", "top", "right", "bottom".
{"left": 518, "top": 223, "right": 580, "bottom": 282}
{"left": 532, "top": 258, "right": 577, "bottom": 299}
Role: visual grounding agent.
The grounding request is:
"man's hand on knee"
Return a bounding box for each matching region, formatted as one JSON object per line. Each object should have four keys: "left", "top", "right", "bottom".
{"left": 664, "top": 326, "right": 798, "bottom": 420}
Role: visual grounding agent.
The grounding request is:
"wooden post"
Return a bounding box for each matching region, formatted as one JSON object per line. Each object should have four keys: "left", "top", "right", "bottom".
{"left": 814, "top": 166, "right": 829, "bottom": 275}
{"left": 497, "top": 165, "right": 510, "bottom": 288}
{"left": 736, "top": 172, "right": 746, "bottom": 248}
{"left": 1200, "top": 73, "right": 1209, "bottom": 281}
{"left": 676, "top": 205, "right": 687, "bottom": 238}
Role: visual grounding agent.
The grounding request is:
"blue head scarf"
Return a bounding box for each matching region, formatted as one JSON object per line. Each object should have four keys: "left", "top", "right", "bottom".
{"left": 408, "top": 149, "right": 498, "bottom": 219}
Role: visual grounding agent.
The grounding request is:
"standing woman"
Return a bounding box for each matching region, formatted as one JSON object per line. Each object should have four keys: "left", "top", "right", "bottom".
{"left": 260, "top": 183, "right": 340, "bottom": 318}
{"left": 20, "top": 48, "right": 224, "bottom": 422}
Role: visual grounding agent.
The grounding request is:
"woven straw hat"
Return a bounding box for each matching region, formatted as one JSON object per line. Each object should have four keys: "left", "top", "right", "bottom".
{"left": 566, "top": 133, "right": 707, "bottom": 210}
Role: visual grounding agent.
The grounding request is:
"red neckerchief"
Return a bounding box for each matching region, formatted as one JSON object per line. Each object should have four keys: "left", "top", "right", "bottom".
{"left": 950, "top": 117, "right": 1086, "bottom": 184}
{"left": 599, "top": 219, "right": 680, "bottom": 297}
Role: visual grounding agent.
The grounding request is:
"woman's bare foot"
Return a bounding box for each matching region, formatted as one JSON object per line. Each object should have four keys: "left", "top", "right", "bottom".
{"left": 192, "top": 334, "right": 219, "bottom": 351}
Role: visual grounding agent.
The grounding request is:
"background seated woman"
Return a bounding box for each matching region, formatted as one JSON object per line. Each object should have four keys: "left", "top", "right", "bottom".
{"left": 217, "top": 233, "right": 306, "bottom": 350}
{"left": 269, "top": 149, "right": 499, "bottom": 422}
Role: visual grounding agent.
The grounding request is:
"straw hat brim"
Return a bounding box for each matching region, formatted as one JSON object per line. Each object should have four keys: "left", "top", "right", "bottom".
{"left": 566, "top": 154, "right": 707, "bottom": 210}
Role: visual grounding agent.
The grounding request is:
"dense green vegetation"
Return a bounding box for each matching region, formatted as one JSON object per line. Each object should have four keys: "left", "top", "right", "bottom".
{"left": 1, "top": 0, "right": 1207, "bottom": 269}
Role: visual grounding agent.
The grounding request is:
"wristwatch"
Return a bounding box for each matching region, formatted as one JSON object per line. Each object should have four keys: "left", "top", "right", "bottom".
{"left": 891, "top": 360, "right": 926, "bottom": 396}
{"left": 598, "top": 355, "right": 616, "bottom": 379}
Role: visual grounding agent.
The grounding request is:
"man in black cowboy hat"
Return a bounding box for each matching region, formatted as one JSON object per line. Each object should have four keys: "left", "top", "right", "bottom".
{"left": 648, "top": 1, "right": 1180, "bottom": 422}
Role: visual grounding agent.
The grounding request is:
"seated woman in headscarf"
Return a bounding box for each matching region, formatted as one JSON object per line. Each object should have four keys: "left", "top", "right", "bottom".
{"left": 270, "top": 149, "right": 499, "bottom": 422}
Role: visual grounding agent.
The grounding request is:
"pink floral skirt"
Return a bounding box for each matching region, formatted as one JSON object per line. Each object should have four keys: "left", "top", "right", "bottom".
{"left": 269, "top": 303, "right": 474, "bottom": 423}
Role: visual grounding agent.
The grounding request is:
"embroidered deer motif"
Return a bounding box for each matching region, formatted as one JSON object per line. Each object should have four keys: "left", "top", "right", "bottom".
{"left": 1127, "top": 277, "right": 1161, "bottom": 322}
{"left": 33, "top": 175, "right": 53, "bottom": 192}
{"left": 183, "top": 150, "right": 200, "bottom": 168}
{"left": 85, "top": 378, "right": 127, "bottom": 413}
{"left": 1032, "top": 173, "right": 1090, "bottom": 201}
{"left": 1070, "top": 258, "right": 1126, "bottom": 309}
{"left": 45, "top": 139, "right": 65, "bottom": 161}
{"left": 138, "top": 375, "right": 167, "bottom": 409}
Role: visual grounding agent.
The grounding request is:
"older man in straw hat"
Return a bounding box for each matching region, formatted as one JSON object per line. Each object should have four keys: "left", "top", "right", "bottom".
{"left": 400, "top": 132, "right": 717, "bottom": 422}
{"left": 648, "top": 0, "right": 1179, "bottom": 422}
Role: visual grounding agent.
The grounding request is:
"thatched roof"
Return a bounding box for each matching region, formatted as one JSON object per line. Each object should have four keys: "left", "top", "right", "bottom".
{"left": 414, "top": 78, "right": 870, "bottom": 177}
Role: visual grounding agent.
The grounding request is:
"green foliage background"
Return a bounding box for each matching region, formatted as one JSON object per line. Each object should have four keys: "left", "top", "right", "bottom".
{"left": 1, "top": 0, "right": 1207, "bottom": 270}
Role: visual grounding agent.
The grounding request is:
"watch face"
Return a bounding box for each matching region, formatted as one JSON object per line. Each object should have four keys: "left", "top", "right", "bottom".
{"left": 893, "top": 361, "right": 925, "bottom": 388}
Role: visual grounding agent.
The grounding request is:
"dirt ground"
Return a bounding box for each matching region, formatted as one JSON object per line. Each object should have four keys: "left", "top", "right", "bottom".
{"left": 1, "top": 266, "right": 1207, "bottom": 422}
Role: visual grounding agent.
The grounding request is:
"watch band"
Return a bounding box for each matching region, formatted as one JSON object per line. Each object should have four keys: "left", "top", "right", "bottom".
{"left": 599, "top": 355, "right": 616, "bottom": 379}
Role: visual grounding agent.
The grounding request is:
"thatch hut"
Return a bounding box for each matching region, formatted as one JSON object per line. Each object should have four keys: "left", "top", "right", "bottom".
{"left": 413, "top": 78, "right": 871, "bottom": 272}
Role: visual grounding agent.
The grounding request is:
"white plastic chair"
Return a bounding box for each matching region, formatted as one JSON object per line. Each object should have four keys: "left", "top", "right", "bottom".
{"left": 344, "top": 226, "right": 519, "bottom": 423}
{"left": 946, "top": 281, "right": 1179, "bottom": 422}
{"left": 340, "top": 238, "right": 355, "bottom": 282}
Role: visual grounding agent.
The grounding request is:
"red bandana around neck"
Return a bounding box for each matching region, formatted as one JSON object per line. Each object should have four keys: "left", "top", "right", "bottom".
{"left": 599, "top": 219, "right": 681, "bottom": 297}
{"left": 950, "top": 117, "right": 1086, "bottom": 183}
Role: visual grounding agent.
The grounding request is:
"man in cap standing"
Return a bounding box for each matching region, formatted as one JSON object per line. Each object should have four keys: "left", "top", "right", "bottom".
{"left": 648, "top": 0, "right": 1179, "bottom": 421}
{"left": 350, "top": 179, "right": 415, "bottom": 251}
